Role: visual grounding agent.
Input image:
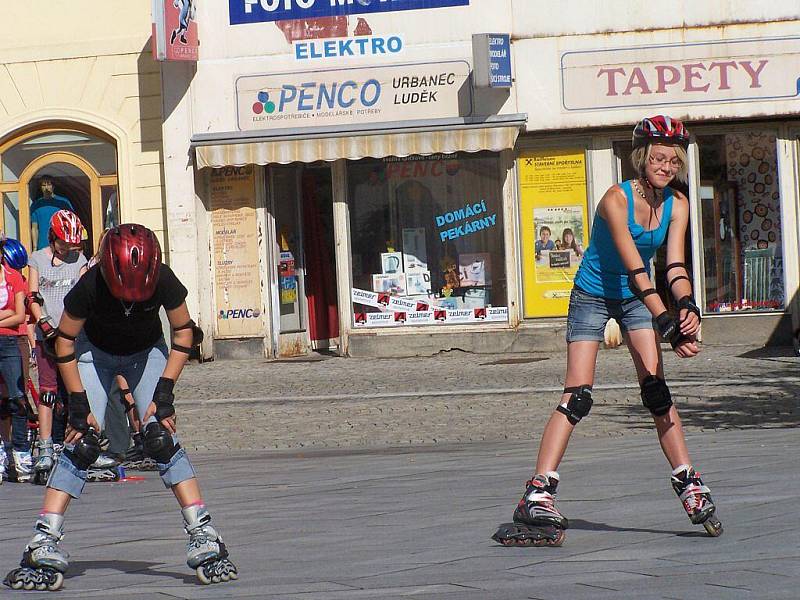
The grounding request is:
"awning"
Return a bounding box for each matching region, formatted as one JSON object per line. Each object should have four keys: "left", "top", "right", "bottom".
{"left": 192, "top": 114, "right": 527, "bottom": 168}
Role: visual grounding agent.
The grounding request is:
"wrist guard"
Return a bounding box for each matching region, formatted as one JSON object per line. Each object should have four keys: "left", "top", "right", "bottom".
{"left": 655, "top": 312, "right": 683, "bottom": 349}
{"left": 37, "top": 316, "right": 58, "bottom": 340}
{"left": 68, "top": 391, "right": 91, "bottom": 433}
{"left": 153, "top": 377, "right": 176, "bottom": 421}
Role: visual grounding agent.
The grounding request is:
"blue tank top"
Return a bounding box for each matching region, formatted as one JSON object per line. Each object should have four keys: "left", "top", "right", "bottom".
{"left": 573, "top": 180, "right": 674, "bottom": 300}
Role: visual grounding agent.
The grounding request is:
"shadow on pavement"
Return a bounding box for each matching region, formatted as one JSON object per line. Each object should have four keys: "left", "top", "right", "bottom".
{"left": 568, "top": 519, "right": 691, "bottom": 537}
{"left": 67, "top": 559, "right": 197, "bottom": 585}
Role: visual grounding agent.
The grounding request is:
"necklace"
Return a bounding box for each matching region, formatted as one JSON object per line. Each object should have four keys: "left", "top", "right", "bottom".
{"left": 120, "top": 300, "right": 135, "bottom": 317}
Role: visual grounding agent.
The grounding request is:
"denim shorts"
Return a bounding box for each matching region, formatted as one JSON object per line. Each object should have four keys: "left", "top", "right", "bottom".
{"left": 566, "top": 286, "right": 655, "bottom": 343}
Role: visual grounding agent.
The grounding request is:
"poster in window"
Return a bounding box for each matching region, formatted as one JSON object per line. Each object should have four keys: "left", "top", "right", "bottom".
{"left": 458, "top": 253, "right": 491, "bottom": 286}
{"left": 519, "top": 150, "right": 589, "bottom": 317}
{"left": 402, "top": 227, "right": 428, "bottom": 273}
{"left": 533, "top": 206, "right": 584, "bottom": 283}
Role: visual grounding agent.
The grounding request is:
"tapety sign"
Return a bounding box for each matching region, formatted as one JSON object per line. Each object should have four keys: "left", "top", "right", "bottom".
{"left": 237, "top": 61, "right": 471, "bottom": 130}
{"left": 229, "top": 0, "right": 470, "bottom": 25}
{"left": 561, "top": 36, "right": 800, "bottom": 111}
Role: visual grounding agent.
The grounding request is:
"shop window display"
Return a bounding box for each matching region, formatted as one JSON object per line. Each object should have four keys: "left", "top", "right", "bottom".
{"left": 349, "top": 153, "right": 508, "bottom": 327}
{"left": 697, "top": 132, "right": 784, "bottom": 312}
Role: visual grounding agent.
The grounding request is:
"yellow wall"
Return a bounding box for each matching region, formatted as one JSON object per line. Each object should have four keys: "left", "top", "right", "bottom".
{"left": 0, "top": 2, "right": 167, "bottom": 252}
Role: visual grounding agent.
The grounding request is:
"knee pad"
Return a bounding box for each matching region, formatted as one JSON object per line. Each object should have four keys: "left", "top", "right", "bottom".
{"left": 640, "top": 375, "right": 673, "bottom": 416}
{"left": 65, "top": 430, "right": 101, "bottom": 470}
{"left": 143, "top": 422, "right": 181, "bottom": 464}
{"left": 556, "top": 385, "right": 593, "bottom": 425}
{"left": 39, "top": 391, "right": 57, "bottom": 409}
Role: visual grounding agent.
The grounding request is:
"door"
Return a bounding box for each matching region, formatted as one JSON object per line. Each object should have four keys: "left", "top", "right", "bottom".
{"left": 0, "top": 128, "right": 119, "bottom": 254}
{"left": 268, "top": 164, "right": 339, "bottom": 357}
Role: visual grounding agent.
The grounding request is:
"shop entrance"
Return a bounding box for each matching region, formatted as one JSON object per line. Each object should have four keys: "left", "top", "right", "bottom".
{"left": 0, "top": 126, "right": 119, "bottom": 254}
{"left": 268, "top": 164, "right": 339, "bottom": 357}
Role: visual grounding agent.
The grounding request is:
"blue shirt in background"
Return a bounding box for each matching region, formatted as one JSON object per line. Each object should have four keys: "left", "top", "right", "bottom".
{"left": 30, "top": 194, "right": 74, "bottom": 250}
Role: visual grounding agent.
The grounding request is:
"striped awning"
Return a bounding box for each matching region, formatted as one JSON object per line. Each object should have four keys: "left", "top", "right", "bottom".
{"left": 192, "top": 114, "right": 526, "bottom": 168}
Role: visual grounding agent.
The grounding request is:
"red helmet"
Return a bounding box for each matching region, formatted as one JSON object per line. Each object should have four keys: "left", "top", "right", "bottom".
{"left": 49, "top": 210, "right": 84, "bottom": 245}
{"left": 100, "top": 224, "right": 162, "bottom": 302}
{"left": 632, "top": 115, "right": 690, "bottom": 149}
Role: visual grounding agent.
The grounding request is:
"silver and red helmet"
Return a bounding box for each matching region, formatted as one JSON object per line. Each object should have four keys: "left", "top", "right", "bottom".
{"left": 99, "top": 224, "right": 162, "bottom": 302}
{"left": 632, "top": 115, "right": 690, "bottom": 149}
{"left": 49, "top": 210, "right": 84, "bottom": 245}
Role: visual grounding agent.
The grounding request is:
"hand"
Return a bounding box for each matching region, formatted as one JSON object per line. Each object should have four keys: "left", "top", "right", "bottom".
{"left": 673, "top": 336, "right": 700, "bottom": 358}
{"left": 679, "top": 307, "right": 701, "bottom": 336}
{"left": 65, "top": 413, "right": 100, "bottom": 445}
{"left": 143, "top": 402, "right": 176, "bottom": 434}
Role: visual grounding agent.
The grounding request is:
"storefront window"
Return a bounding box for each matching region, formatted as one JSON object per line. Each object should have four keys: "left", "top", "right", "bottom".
{"left": 348, "top": 152, "right": 508, "bottom": 327}
{"left": 697, "top": 132, "right": 784, "bottom": 313}
{"left": 2, "top": 132, "right": 117, "bottom": 181}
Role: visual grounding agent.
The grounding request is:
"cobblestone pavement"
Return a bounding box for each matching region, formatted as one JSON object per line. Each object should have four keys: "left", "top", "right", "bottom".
{"left": 174, "top": 344, "right": 800, "bottom": 451}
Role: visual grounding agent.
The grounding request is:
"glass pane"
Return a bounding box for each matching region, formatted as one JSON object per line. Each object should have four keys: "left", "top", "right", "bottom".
{"left": 271, "top": 168, "right": 304, "bottom": 333}
{"left": 697, "top": 132, "right": 784, "bottom": 312}
{"left": 1, "top": 131, "right": 117, "bottom": 181}
{"left": 101, "top": 185, "right": 120, "bottom": 230}
{"left": 28, "top": 165, "right": 91, "bottom": 253}
{"left": 348, "top": 152, "right": 507, "bottom": 326}
{"left": 2, "top": 191, "right": 20, "bottom": 241}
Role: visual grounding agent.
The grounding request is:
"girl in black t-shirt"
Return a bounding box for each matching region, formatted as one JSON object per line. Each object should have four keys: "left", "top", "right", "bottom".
{"left": 4, "top": 224, "right": 237, "bottom": 591}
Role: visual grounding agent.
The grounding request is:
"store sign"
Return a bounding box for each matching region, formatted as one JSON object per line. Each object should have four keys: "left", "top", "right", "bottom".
{"left": 229, "top": 0, "right": 469, "bottom": 25}
{"left": 294, "top": 35, "right": 403, "bottom": 60}
{"left": 209, "top": 166, "right": 264, "bottom": 337}
{"left": 472, "top": 33, "right": 512, "bottom": 88}
{"left": 561, "top": 36, "right": 800, "bottom": 111}
{"left": 151, "top": 0, "right": 199, "bottom": 61}
{"left": 237, "top": 61, "right": 471, "bottom": 130}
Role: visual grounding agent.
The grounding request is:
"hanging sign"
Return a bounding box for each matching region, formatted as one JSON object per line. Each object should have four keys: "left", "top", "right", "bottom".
{"left": 472, "top": 33, "right": 512, "bottom": 88}
{"left": 152, "top": 0, "right": 199, "bottom": 62}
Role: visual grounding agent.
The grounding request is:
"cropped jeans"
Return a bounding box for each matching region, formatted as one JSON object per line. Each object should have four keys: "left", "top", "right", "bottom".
{"left": 48, "top": 336, "right": 195, "bottom": 498}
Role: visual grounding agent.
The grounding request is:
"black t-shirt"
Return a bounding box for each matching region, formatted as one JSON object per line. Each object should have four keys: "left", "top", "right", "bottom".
{"left": 63, "top": 264, "right": 188, "bottom": 356}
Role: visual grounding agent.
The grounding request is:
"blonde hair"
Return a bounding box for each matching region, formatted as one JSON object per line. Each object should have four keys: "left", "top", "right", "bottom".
{"left": 630, "top": 144, "right": 688, "bottom": 184}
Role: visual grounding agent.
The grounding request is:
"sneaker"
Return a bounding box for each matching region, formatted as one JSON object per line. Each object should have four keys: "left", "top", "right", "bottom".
{"left": 513, "top": 472, "right": 569, "bottom": 529}
{"left": 91, "top": 453, "right": 119, "bottom": 470}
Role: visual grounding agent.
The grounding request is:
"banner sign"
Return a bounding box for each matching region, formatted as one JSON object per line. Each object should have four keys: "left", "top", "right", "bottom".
{"left": 229, "top": 0, "right": 470, "bottom": 25}
{"left": 561, "top": 36, "right": 800, "bottom": 111}
{"left": 237, "top": 61, "right": 471, "bottom": 130}
{"left": 209, "top": 166, "right": 264, "bottom": 337}
{"left": 351, "top": 288, "right": 508, "bottom": 327}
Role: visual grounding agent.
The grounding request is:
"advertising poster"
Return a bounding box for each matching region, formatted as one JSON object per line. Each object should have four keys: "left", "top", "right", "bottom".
{"left": 209, "top": 166, "right": 263, "bottom": 337}
{"left": 519, "top": 150, "right": 589, "bottom": 318}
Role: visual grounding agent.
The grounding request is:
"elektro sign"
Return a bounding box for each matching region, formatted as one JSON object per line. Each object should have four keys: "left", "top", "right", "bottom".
{"left": 229, "top": 0, "right": 469, "bottom": 25}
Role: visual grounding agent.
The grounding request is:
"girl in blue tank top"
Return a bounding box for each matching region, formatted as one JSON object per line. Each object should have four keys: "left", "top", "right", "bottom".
{"left": 494, "top": 116, "right": 724, "bottom": 548}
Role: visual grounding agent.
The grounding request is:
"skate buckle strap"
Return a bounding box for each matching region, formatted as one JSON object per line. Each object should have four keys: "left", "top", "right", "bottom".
{"left": 679, "top": 483, "right": 710, "bottom": 503}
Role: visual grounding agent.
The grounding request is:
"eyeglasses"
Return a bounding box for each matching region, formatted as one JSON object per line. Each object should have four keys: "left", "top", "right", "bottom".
{"left": 648, "top": 155, "right": 682, "bottom": 170}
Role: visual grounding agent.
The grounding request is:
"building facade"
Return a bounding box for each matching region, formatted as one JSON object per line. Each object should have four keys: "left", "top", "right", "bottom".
{"left": 0, "top": 3, "right": 167, "bottom": 261}
{"left": 163, "top": 0, "right": 800, "bottom": 358}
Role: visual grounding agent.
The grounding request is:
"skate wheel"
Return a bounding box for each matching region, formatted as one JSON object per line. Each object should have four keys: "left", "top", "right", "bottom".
{"left": 491, "top": 523, "right": 565, "bottom": 548}
{"left": 703, "top": 516, "right": 723, "bottom": 537}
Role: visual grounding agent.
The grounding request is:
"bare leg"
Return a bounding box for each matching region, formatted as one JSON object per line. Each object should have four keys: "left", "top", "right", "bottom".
{"left": 42, "top": 488, "right": 71, "bottom": 514}
{"left": 625, "top": 328, "right": 691, "bottom": 468}
{"left": 535, "top": 341, "right": 600, "bottom": 473}
{"left": 173, "top": 477, "right": 203, "bottom": 508}
{"left": 38, "top": 405, "right": 53, "bottom": 441}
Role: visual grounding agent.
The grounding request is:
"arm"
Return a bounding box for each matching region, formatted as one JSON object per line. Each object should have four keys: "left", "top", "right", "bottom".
{"left": 27, "top": 265, "right": 44, "bottom": 322}
{"left": 142, "top": 303, "right": 195, "bottom": 434}
{"left": 598, "top": 186, "right": 668, "bottom": 318}
{"left": 55, "top": 310, "right": 99, "bottom": 444}
{"left": 0, "top": 291, "right": 26, "bottom": 328}
{"left": 31, "top": 222, "right": 39, "bottom": 249}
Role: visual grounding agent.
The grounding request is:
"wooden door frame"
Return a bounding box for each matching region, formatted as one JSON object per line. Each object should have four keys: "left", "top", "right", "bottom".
{"left": 17, "top": 152, "right": 112, "bottom": 251}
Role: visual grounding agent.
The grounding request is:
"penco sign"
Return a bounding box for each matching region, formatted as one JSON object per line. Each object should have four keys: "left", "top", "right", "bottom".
{"left": 561, "top": 36, "right": 800, "bottom": 111}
